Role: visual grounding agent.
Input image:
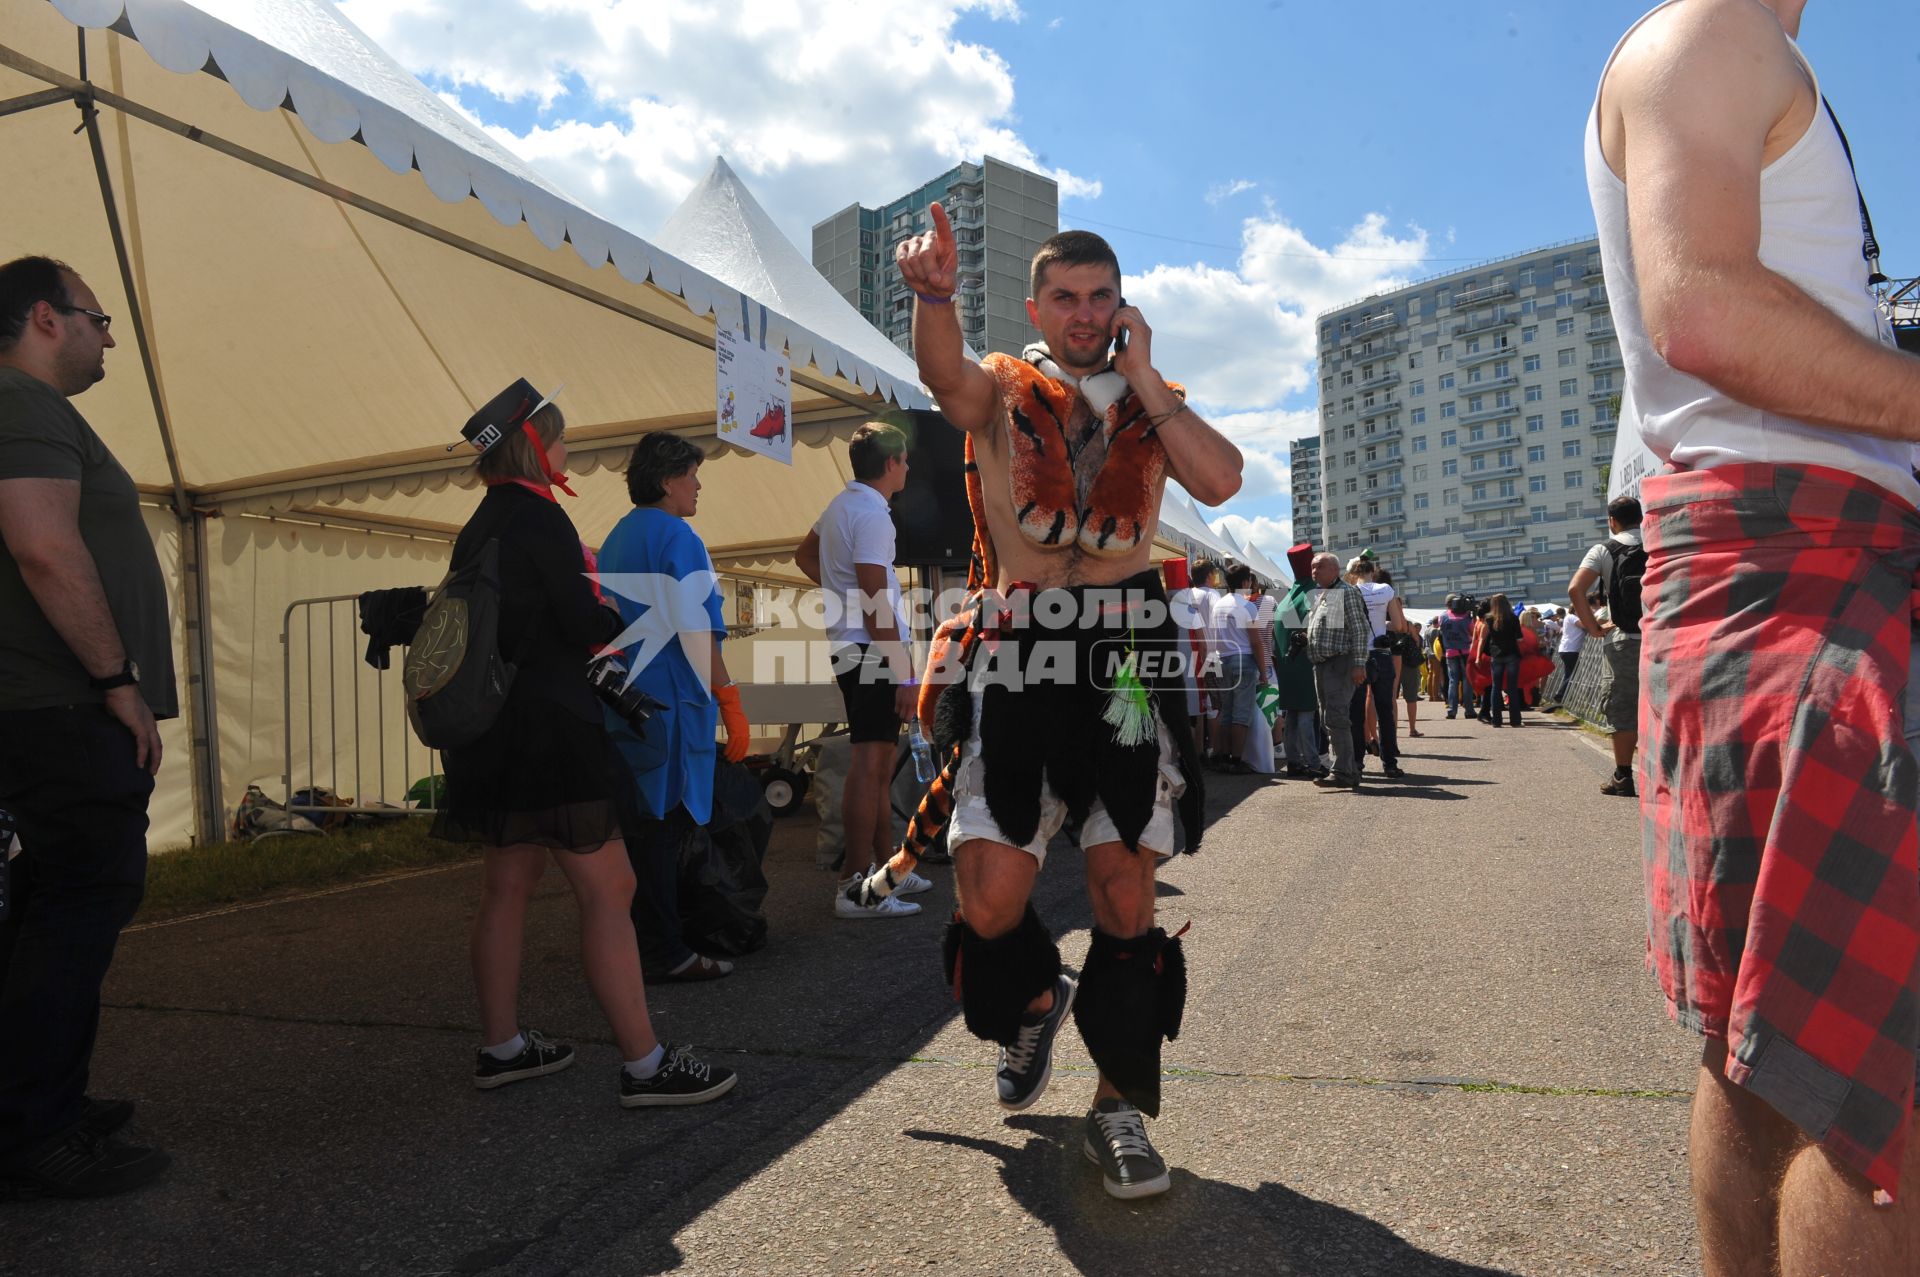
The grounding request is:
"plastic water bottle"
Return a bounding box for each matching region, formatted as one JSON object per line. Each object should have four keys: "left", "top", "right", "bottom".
{"left": 909, "top": 721, "right": 937, "bottom": 784}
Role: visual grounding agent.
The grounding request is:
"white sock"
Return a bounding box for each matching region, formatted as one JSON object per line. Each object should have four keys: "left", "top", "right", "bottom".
{"left": 625, "top": 1044, "right": 666, "bottom": 1080}
{"left": 485, "top": 1032, "right": 526, "bottom": 1061}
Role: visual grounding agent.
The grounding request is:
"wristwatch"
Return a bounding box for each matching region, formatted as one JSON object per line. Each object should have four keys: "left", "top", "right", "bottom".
{"left": 89, "top": 658, "right": 140, "bottom": 692}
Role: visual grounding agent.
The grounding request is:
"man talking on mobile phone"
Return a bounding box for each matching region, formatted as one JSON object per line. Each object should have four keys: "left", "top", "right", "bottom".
{"left": 885, "top": 206, "right": 1241, "bottom": 1200}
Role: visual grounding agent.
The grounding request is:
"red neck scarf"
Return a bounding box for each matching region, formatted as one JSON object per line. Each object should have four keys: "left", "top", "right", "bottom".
{"left": 482, "top": 420, "right": 577, "bottom": 501}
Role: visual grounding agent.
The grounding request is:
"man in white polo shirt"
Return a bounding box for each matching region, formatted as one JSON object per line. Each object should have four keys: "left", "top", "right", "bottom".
{"left": 797, "top": 422, "right": 929, "bottom": 919}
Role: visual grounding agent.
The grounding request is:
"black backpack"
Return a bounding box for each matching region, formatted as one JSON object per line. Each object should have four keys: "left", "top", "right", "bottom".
{"left": 1602, "top": 538, "right": 1648, "bottom": 635}
{"left": 404, "top": 537, "right": 517, "bottom": 750}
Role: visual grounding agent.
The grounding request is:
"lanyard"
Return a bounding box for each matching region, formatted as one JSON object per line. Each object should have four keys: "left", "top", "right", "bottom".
{"left": 1821, "top": 97, "right": 1888, "bottom": 289}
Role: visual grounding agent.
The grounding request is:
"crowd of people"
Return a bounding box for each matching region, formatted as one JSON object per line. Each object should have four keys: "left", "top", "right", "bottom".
{"left": 4, "top": 2, "right": 1918, "bottom": 1266}
{"left": 1170, "top": 543, "right": 1633, "bottom": 798}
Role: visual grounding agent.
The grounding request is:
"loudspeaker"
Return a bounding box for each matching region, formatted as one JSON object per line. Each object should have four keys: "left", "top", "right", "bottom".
{"left": 890, "top": 409, "right": 973, "bottom": 568}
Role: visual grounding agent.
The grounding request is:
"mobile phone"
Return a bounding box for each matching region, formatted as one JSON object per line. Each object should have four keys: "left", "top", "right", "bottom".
{"left": 1113, "top": 296, "right": 1129, "bottom": 355}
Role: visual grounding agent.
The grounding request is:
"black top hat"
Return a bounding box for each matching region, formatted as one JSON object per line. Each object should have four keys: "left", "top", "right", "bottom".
{"left": 459, "top": 378, "right": 548, "bottom": 455}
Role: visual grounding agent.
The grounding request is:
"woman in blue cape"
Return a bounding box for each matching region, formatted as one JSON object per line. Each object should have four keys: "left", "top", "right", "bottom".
{"left": 598, "top": 433, "right": 751, "bottom": 983}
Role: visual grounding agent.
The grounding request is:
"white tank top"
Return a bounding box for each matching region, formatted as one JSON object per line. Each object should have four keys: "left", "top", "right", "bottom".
{"left": 1584, "top": 2, "right": 1916, "bottom": 509}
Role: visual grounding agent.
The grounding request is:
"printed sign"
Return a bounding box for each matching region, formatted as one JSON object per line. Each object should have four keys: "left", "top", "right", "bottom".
{"left": 717, "top": 309, "right": 792, "bottom": 467}
{"left": 1605, "top": 384, "right": 1661, "bottom": 502}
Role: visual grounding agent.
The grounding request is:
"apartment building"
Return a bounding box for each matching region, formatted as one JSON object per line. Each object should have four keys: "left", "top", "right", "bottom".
{"left": 1289, "top": 434, "right": 1323, "bottom": 548}
{"left": 1315, "top": 237, "right": 1618, "bottom": 608}
{"left": 811, "top": 157, "right": 1059, "bottom": 359}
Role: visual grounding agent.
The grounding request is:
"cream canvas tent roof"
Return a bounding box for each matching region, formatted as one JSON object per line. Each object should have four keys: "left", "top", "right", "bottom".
{"left": 0, "top": 0, "right": 929, "bottom": 845}
{"left": 1, "top": 0, "right": 924, "bottom": 517}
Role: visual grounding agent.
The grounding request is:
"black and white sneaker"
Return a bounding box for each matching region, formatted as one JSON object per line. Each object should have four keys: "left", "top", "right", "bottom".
{"left": 619, "top": 1044, "right": 738, "bottom": 1107}
{"left": 1083, "top": 1098, "right": 1171, "bottom": 1200}
{"left": 996, "top": 973, "right": 1077, "bottom": 1111}
{"left": 473, "top": 1029, "right": 575, "bottom": 1090}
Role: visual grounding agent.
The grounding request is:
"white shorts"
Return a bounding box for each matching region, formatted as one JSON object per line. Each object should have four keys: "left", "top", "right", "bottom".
{"left": 946, "top": 686, "right": 1185, "bottom": 866}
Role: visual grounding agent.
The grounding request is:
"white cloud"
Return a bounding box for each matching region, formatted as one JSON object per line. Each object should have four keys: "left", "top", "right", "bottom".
{"left": 1213, "top": 514, "right": 1296, "bottom": 563}
{"left": 1204, "top": 178, "right": 1257, "bottom": 205}
{"left": 1125, "top": 211, "right": 1429, "bottom": 414}
{"left": 1047, "top": 16, "right": 1063, "bottom": 29}
{"left": 1125, "top": 215, "right": 1426, "bottom": 528}
{"left": 336, "top": 0, "right": 1099, "bottom": 244}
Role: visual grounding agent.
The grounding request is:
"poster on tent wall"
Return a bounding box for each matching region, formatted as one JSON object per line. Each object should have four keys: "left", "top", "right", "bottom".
{"left": 716, "top": 321, "right": 793, "bottom": 467}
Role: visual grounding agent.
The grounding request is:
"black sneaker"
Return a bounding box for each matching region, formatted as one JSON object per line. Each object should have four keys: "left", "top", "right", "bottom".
{"left": 0, "top": 1126, "right": 169, "bottom": 1200}
{"left": 619, "top": 1044, "right": 738, "bottom": 1107}
{"left": 997, "top": 973, "right": 1077, "bottom": 1111}
{"left": 1381, "top": 765, "right": 1405, "bottom": 779}
{"left": 1600, "top": 773, "right": 1637, "bottom": 798}
{"left": 473, "top": 1029, "right": 575, "bottom": 1090}
{"left": 1083, "top": 1098, "right": 1170, "bottom": 1199}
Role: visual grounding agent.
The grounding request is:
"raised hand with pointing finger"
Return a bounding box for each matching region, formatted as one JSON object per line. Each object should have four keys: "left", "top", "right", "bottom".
{"left": 896, "top": 201, "right": 958, "bottom": 303}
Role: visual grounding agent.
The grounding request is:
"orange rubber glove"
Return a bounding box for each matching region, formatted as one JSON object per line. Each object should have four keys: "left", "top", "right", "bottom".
{"left": 716, "top": 683, "right": 750, "bottom": 763}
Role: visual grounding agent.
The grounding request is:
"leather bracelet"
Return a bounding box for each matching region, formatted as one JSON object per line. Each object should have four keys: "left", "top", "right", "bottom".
{"left": 914, "top": 291, "right": 954, "bottom": 306}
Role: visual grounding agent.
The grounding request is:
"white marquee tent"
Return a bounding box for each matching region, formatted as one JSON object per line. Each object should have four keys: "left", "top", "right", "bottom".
{"left": 0, "top": 0, "right": 930, "bottom": 847}
{"left": 1222, "top": 527, "right": 1294, "bottom": 589}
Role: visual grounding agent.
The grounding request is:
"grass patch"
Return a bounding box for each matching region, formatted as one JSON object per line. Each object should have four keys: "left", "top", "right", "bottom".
{"left": 140, "top": 818, "right": 480, "bottom": 922}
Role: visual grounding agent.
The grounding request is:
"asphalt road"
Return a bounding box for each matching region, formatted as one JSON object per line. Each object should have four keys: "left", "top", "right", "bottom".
{"left": 2, "top": 710, "right": 1699, "bottom": 1276}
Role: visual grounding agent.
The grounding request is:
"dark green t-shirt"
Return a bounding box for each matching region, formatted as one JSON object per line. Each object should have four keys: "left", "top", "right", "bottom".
{"left": 0, "top": 367, "right": 177, "bottom": 718}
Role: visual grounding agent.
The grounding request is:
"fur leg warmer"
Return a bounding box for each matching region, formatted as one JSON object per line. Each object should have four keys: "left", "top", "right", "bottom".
{"left": 941, "top": 906, "right": 1062, "bottom": 1047}
{"left": 1071, "top": 927, "right": 1187, "bottom": 1118}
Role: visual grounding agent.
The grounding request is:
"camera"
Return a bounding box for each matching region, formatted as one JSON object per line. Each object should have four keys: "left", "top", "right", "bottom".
{"left": 586, "top": 654, "right": 668, "bottom": 731}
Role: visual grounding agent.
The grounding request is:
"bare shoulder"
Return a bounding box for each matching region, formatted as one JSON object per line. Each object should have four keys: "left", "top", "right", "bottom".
{"left": 1608, "top": 0, "right": 1798, "bottom": 101}
{"left": 1601, "top": 0, "right": 1804, "bottom": 176}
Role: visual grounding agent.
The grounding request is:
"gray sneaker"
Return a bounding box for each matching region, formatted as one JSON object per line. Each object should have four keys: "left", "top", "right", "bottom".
{"left": 1083, "top": 1098, "right": 1170, "bottom": 1199}
{"left": 996, "top": 972, "right": 1076, "bottom": 1111}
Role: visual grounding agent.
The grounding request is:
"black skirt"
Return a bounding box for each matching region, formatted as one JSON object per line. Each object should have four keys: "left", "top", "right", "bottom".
{"left": 431, "top": 689, "right": 618, "bottom": 853}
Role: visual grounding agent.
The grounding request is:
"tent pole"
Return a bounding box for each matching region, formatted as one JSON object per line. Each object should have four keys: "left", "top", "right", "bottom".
{"left": 0, "top": 42, "right": 885, "bottom": 418}
{"left": 75, "top": 95, "right": 190, "bottom": 517}
{"left": 0, "top": 87, "right": 69, "bottom": 119}
{"left": 183, "top": 510, "right": 225, "bottom": 843}
{"left": 74, "top": 79, "right": 224, "bottom": 843}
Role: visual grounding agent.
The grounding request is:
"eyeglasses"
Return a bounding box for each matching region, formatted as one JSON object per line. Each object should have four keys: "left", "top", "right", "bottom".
{"left": 52, "top": 304, "right": 112, "bottom": 332}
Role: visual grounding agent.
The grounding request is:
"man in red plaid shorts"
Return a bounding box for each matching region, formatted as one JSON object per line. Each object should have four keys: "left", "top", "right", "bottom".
{"left": 1589, "top": 2, "right": 1920, "bottom": 1273}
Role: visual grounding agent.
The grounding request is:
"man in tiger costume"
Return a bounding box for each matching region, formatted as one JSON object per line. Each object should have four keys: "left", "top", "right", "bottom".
{"left": 893, "top": 209, "right": 1242, "bottom": 1199}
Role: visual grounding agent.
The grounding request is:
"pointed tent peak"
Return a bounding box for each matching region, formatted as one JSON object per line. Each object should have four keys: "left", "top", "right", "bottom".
{"left": 654, "top": 155, "right": 927, "bottom": 394}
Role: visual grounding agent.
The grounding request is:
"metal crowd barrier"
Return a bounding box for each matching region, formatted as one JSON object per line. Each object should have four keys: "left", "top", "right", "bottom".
{"left": 281, "top": 593, "right": 441, "bottom": 820}
{"left": 1540, "top": 646, "right": 1608, "bottom": 729}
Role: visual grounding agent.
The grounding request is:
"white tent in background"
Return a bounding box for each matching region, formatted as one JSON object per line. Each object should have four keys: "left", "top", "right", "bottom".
{"left": 1222, "top": 527, "right": 1293, "bottom": 589}
{"left": 656, "top": 157, "right": 928, "bottom": 400}
{"left": 0, "top": 0, "right": 923, "bottom": 846}
{"left": 1154, "top": 487, "right": 1243, "bottom": 566}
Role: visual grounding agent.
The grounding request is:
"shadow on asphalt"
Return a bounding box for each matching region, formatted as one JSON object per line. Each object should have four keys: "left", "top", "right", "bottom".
{"left": 19, "top": 712, "right": 1569, "bottom": 1275}
{"left": 907, "top": 1117, "right": 1521, "bottom": 1276}
{"left": 8, "top": 776, "right": 1283, "bottom": 1275}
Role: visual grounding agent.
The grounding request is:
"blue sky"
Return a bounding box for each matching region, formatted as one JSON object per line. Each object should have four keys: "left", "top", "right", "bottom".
{"left": 340, "top": 0, "right": 1920, "bottom": 556}
{"left": 968, "top": 1, "right": 1920, "bottom": 283}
